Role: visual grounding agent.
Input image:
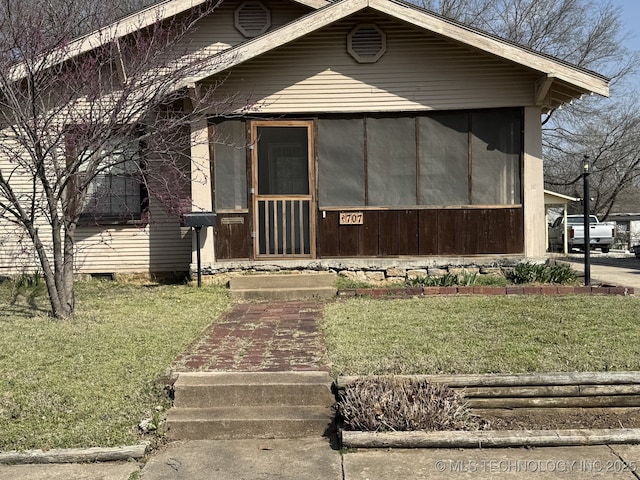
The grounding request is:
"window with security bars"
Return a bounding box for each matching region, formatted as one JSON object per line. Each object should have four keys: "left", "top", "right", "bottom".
{"left": 78, "top": 137, "right": 147, "bottom": 223}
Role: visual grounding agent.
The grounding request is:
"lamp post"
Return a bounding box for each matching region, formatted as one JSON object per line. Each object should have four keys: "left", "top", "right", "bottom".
{"left": 583, "top": 155, "right": 591, "bottom": 286}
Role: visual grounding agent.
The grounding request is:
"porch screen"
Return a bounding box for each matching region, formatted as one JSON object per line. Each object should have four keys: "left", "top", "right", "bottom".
{"left": 418, "top": 114, "right": 468, "bottom": 205}
{"left": 317, "top": 119, "right": 365, "bottom": 207}
{"left": 213, "top": 121, "right": 247, "bottom": 211}
{"left": 316, "top": 108, "right": 522, "bottom": 209}
{"left": 367, "top": 117, "right": 417, "bottom": 206}
{"left": 471, "top": 110, "right": 521, "bottom": 205}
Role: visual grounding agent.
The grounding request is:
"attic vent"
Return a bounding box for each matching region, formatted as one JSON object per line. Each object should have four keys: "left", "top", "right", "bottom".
{"left": 348, "top": 24, "right": 386, "bottom": 63}
{"left": 234, "top": 1, "right": 271, "bottom": 38}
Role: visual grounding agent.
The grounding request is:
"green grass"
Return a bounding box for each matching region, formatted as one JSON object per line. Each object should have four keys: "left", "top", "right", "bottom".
{"left": 321, "top": 295, "right": 640, "bottom": 376}
{"left": 0, "top": 280, "right": 231, "bottom": 451}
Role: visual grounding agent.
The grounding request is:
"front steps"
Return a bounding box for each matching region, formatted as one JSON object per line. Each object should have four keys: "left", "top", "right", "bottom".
{"left": 166, "top": 371, "right": 335, "bottom": 440}
{"left": 228, "top": 273, "right": 337, "bottom": 301}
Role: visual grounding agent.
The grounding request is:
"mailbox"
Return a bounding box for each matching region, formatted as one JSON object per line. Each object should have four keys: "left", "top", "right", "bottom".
{"left": 182, "top": 211, "right": 216, "bottom": 287}
{"left": 182, "top": 212, "right": 216, "bottom": 228}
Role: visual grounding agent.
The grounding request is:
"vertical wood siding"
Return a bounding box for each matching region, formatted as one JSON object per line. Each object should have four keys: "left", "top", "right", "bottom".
{"left": 205, "top": 12, "right": 539, "bottom": 113}
{"left": 214, "top": 213, "right": 251, "bottom": 259}
{"left": 318, "top": 208, "right": 524, "bottom": 257}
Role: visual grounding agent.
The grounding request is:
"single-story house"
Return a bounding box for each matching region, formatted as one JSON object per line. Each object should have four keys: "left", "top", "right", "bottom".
{"left": 0, "top": 0, "right": 610, "bottom": 276}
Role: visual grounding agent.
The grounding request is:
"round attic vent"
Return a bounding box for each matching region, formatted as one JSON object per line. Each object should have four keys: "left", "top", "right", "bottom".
{"left": 348, "top": 24, "right": 386, "bottom": 63}
{"left": 234, "top": 0, "right": 271, "bottom": 38}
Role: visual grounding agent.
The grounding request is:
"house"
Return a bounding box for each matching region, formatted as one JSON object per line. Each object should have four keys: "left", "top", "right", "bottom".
{"left": 0, "top": 0, "right": 610, "bottom": 277}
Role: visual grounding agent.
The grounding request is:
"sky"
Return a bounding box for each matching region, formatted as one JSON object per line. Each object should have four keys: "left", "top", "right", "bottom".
{"left": 611, "top": 1, "right": 640, "bottom": 57}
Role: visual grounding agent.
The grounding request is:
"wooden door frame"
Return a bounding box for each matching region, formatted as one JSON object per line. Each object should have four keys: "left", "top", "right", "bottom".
{"left": 250, "top": 120, "right": 317, "bottom": 259}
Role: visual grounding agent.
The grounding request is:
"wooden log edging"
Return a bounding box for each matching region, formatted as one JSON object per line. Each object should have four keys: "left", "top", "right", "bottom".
{"left": 338, "top": 373, "right": 640, "bottom": 409}
{"left": 338, "top": 285, "right": 634, "bottom": 297}
{"left": 0, "top": 443, "right": 149, "bottom": 465}
{"left": 341, "top": 429, "right": 640, "bottom": 449}
{"left": 338, "top": 372, "right": 640, "bottom": 389}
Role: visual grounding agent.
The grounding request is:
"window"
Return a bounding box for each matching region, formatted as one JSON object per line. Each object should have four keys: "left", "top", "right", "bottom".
{"left": 78, "top": 136, "right": 146, "bottom": 223}
{"left": 212, "top": 120, "right": 247, "bottom": 211}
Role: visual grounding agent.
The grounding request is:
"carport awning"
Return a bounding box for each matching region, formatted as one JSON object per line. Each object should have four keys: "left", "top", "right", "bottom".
{"left": 544, "top": 190, "right": 579, "bottom": 255}
{"left": 544, "top": 190, "right": 580, "bottom": 205}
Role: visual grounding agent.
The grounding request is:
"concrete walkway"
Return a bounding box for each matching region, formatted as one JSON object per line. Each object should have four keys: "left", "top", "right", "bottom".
{"left": 558, "top": 254, "right": 640, "bottom": 290}
{"left": 139, "top": 438, "right": 640, "bottom": 479}
{"left": 5, "top": 440, "right": 640, "bottom": 479}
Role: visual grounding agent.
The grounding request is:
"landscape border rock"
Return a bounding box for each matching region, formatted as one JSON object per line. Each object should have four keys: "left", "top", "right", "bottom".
{"left": 0, "top": 443, "right": 149, "bottom": 465}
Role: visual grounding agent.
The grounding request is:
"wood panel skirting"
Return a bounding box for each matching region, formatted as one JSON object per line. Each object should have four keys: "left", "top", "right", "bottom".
{"left": 214, "top": 207, "right": 524, "bottom": 260}
{"left": 318, "top": 207, "right": 524, "bottom": 257}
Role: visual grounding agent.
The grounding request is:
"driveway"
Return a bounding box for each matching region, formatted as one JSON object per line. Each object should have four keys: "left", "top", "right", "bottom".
{"left": 552, "top": 252, "right": 640, "bottom": 290}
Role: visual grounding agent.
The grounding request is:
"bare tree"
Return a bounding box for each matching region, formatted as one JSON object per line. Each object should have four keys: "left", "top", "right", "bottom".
{"left": 0, "top": 0, "right": 234, "bottom": 318}
{"left": 420, "top": 0, "right": 640, "bottom": 216}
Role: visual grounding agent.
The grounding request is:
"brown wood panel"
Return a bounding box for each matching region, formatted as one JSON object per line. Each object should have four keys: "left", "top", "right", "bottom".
{"left": 398, "top": 210, "right": 419, "bottom": 255}
{"left": 437, "top": 210, "right": 466, "bottom": 255}
{"left": 214, "top": 213, "right": 251, "bottom": 260}
{"left": 464, "top": 208, "right": 524, "bottom": 254}
{"left": 318, "top": 211, "right": 339, "bottom": 257}
{"left": 317, "top": 207, "right": 524, "bottom": 258}
{"left": 464, "top": 209, "right": 487, "bottom": 254}
{"left": 360, "top": 211, "right": 379, "bottom": 256}
{"left": 379, "top": 211, "right": 399, "bottom": 256}
{"left": 418, "top": 210, "right": 438, "bottom": 255}
{"left": 506, "top": 208, "right": 525, "bottom": 253}
{"left": 340, "top": 223, "right": 360, "bottom": 257}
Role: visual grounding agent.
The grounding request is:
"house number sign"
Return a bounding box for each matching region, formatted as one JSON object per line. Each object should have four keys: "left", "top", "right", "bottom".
{"left": 340, "top": 212, "right": 364, "bottom": 225}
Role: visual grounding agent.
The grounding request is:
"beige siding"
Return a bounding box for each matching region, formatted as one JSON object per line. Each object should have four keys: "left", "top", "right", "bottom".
{"left": 0, "top": 130, "right": 193, "bottom": 275}
{"left": 169, "top": 0, "right": 313, "bottom": 63}
{"left": 205, "top": 13, "right": 539, "bottom": 113}
{"left": 0, "top": 210, "right": 191, "bottom": 275}
{"left": 74, "top": 215, "right": 192, "bottom": 274}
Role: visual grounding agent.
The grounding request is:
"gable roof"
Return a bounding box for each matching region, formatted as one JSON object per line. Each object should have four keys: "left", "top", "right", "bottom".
{"left": 180, "top": 0, "right": 609, "bottom": 107}
{"left": 10, "top": 0, "right": 330, "bottom": 81}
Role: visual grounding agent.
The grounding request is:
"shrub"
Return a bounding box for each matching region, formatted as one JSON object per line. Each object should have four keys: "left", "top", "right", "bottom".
{"left": 338, "top": 376, "right": 485, "bottom": 432}
{"left": 335, "top": 276, "right": 373, "bottom": 290}
{"left": 406, "top": 273, "right": 460, "bottom": 287}
{"left": 509, "top": 262, "right": 577, "bottom": 285}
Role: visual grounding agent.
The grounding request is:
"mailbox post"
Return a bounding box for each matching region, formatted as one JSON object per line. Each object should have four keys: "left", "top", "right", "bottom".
{"left": 182, "top": 212, "right": 217, "bottom": 287}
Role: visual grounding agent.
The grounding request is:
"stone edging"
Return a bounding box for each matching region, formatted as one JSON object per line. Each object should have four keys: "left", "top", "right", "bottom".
{"left": 0, "top": 443, "right": 149, "bottom": 465}
{"left": 341, "top": 429, "right": 640, "bottom": 449}
{"left": 338, "top": 285, "right": 634, "bottom": 297}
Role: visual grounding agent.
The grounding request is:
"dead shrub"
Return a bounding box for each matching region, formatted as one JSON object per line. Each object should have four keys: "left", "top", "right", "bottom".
{"left": 338, "top": 376, "right": 485, "bottom": 432}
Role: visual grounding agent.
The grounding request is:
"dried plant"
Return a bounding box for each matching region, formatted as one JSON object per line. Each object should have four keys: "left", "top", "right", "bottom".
{"left": 338, "top": 376, "right": 485, "bottom": 432}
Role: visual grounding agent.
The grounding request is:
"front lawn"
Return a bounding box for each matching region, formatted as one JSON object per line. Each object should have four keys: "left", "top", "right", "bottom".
{"left": 0, "top": 279, "right": 231, "bottom": 451}
{"left": 321, "top": 295, "right": 640, "bottom": 376}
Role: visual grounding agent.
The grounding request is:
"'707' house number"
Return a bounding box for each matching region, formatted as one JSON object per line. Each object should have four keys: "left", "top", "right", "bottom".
{"left": 339, "top": 212, "right": 364, "bottom": 225}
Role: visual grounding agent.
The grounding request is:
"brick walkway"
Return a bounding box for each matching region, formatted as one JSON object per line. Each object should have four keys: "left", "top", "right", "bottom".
{"left": 172, "top": 301, "right": 329, "bottom": 372}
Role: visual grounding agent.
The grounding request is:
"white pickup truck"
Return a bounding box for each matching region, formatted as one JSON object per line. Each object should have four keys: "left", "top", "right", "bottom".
{"left": 548, "top": 215, "right": 615, "bottom": 253}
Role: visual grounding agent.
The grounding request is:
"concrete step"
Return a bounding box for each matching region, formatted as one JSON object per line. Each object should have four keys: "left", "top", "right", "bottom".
{"left": 166, "top": 405, "right": 335, "bottom": 440}
{"left": 229, "top": 273, "right": 337, "bottom": 301}
{"left": 174, "top": 371, "right": 335, "bottom": 408}
{"left": 167, "top": 371, "right": 337, "bottom": 440}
